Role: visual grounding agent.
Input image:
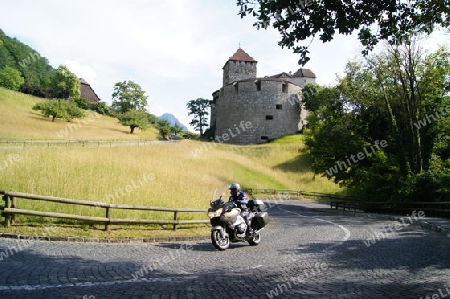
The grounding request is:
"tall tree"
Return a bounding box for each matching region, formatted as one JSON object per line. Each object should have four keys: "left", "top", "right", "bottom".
{"left": 111, "top": 80, "right": 148, "bottom": 114}
{"left": 237, "top": 0, "right": 450, "bottom": 65}
{"left": 0, "top": 29, "right": 55, "bottom": 95}
{"left": 50, "top": 65, "right": 80, "bottom": 99}
{"left": 187, "top": 98, "right": 209, "bottom": 136}
{"left": 304, "top": 44, "right": 450, "bottom": 202}
{"left": 118, "top": 110, "right": 149, "bottom": 134}
{"left": 0, "top": 66, "right": 24, "bottom": 91}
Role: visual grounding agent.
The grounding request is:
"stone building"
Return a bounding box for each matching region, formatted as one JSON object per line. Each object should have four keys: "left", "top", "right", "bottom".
{"left": 80, "top": 78, "right": 101, "bottom": 103}
{"left": 210, "top": 48, "right": 316, "bottom": 144}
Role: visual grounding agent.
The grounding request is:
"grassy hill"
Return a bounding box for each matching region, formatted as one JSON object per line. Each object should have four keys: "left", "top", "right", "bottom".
{"left": 0, "top": 88, "right": 344, "bottom": 238}
{"left": 0, "top": 87, "right": 159, "bottom": 139}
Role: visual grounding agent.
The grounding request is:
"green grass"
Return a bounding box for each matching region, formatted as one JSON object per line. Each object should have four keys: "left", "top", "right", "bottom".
{"left": 270, "top": 134, "right": 306, "bottom": 144}
{"left": 0, "top": 88, "right": 345, "bottom": 239}
{"left": 0, "top": 87, "right": 159, "bottom": 139}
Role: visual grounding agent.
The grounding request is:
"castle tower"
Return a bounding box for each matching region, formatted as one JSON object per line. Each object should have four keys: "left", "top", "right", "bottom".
{"left": 222, "top": 48, "right": 257, "bottom": 87}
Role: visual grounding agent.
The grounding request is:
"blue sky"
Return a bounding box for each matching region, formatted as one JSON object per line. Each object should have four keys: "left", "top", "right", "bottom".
{"left": 0, "top": 0, "right": 448, "bottom": 131}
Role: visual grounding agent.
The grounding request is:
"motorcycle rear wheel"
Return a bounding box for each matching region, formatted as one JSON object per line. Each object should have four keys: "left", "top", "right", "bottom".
{"left": 211, "top": 230, "right": 230, "bottom": 250}
{"left": 248, "top": 233, "right": 261, "bottom": 246}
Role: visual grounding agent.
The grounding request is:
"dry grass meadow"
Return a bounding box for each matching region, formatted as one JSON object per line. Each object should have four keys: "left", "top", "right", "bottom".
{"left": 0, "top": 87, "right": 344, "bottom": 238}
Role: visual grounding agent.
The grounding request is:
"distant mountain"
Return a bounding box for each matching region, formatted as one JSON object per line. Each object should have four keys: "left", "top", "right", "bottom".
{"left": 158, "top": 113, "right": 189, "bottom": 131}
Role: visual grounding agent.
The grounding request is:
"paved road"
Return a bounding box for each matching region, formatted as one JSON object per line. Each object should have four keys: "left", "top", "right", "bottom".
{"left": 0, "top": 200, "right": 449, "bottom": 299}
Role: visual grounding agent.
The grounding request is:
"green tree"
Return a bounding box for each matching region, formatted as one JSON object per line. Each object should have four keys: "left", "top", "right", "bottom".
{"left": 0, "top": 29, "right": 55, "bottom": 92}
{"left": 147, "top": 113, "right": 158, "bottom": 125}
{"left": 32, "top": 99, "right": 85, "bottom": 122}
{"left": 187, "top": 98, "right": 209, "bottom": 136}
{"left": 171, "top": 123, "right": 183, "bottom": 136}
{"left": 111, "top": 80, "right": 148, "bottom": 114}
{"left": 157, "top": 119, "right": 171, "bottom": 139}
{"left": 237, "top": 0, "right": 450, "bottom": 65}
{"left": 0, "top": 66, "right": 24, "bottom": 91}
{"left": 50, "top": 65, "right": 80, "bottom": 99}
{"left": 304, "top": 43, "right": 450, "bottom": 202}
{"left": 118, "top": 109, "right": 149, "bottom": 134}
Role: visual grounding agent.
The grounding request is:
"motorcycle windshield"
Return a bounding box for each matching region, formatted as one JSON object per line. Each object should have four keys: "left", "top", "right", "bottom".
{"left": 212, "top": 188, "right": 228, "bottom": 202}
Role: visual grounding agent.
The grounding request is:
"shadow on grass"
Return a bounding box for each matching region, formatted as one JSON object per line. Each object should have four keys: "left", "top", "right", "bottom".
{"left": 274, "top": 153, "right": 312, "bottom": 173}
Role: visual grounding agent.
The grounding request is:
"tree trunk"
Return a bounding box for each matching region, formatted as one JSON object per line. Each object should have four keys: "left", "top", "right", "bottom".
{"left": 130, "top": 126, "right": 135, "bottom": 134}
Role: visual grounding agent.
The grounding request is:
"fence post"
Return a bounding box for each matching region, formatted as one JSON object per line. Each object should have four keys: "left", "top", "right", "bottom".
{"left": 3, "top": 195, "right": 11, "bottom": 228}
{"left": 11, "top": 196, "right": 16, "bottom": 224}
{"left": 173, "top": 211, "right": 178, "bottom": 230}
{"left": 105, "top": 206, "right": 110, "bottom": 231}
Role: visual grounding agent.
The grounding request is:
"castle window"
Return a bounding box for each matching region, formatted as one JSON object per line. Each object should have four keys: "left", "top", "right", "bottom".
{"left": 276, "top": 104, "right": 282, "bottom": 110}
{"left": 261, "top": 136, "right": 269, "bottom": 141}
{"left": 233, "top": 82, "right": 238, "bottom": 93}
{"left": 282, "top": 83, "right": 288, "bottom": 93}
{"left": 266, "top": 115, "right": 274, "bottom": 120}
{"left": 255, "top": 80, "right": 261, "bottom": 91}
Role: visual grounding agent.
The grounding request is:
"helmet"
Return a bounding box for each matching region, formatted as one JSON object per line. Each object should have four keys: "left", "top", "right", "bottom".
{"left": 229, "top": 183, "right": 241, "bottom": 191}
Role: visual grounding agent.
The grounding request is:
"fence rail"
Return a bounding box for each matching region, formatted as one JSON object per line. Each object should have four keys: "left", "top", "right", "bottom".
{"left": 246, "top": 188, "right": 450, "bottom": 218}
{"left": 0, "top": 190, "right": 208, "bottom": 230}
{"left": 0, "top": 138, "right": 180, "bottom": 149}
{"left": 246, "top": 188, "right": 355, "bottom": 201}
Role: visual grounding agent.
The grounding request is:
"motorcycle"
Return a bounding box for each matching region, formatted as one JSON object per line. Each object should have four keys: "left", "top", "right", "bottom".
{"left": 207, "top": 194, "right": 270, "bottom": 250}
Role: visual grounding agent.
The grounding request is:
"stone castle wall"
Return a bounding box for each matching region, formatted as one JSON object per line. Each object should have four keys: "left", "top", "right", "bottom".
{"left": 214, "top": 79, "right": 305, "bottom": 144}
{"left": 222, "top": 60, "right": 257, "bottom": 87}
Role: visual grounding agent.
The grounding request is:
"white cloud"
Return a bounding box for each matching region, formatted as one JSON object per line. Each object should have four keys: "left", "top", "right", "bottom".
{"left": 64, "top": 60, "right": 98, "bottom": 84}
{"left": 0, "top": 0, "right": 448, "bottom": 133}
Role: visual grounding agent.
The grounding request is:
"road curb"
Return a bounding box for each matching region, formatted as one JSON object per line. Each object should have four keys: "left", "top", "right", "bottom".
{"left": 0, "top": 232, "right": 209, "bottom": 243}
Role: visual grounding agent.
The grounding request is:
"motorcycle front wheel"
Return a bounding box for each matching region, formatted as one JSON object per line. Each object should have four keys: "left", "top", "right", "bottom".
{"left": 248, "top": 233, "right": 261, "bottom": 246}
{"left": 211, "top": 230, "right": 230, "bottom": 250}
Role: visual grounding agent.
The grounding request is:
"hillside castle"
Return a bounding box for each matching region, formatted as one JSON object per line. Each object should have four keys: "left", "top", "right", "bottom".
{"left": 210, "top": 48, "right": 315, "bottom": 144}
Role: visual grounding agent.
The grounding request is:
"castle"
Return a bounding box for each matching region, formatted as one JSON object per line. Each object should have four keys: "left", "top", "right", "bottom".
{"left": 210, "top": 48, "right": 315, "bottom": 144}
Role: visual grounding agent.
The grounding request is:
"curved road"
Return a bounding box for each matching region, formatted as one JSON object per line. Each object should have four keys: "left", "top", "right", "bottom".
{"left": 0, "top": 200, "right": 449, "bottom": 298}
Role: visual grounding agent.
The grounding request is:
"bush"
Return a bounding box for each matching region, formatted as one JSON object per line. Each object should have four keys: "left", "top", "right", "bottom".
{"left": 20, "top": 84, "right": 50, "bottom": 98}
{"left": 74, "top": 97, "right": 90, "bottom": 110}
{"left": 0, "top": 66, "right": 24, "bottom": 91}
{"left": 90, "top": 101, "right": 114, "bottom": 116}
{"left": 33, "top": 99, "right": 85, "bottom": 122}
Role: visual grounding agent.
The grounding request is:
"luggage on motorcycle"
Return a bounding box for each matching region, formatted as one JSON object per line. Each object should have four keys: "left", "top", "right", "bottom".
{"left": 252, "top": 212, "right": 270, "bottom": 229}
{"left": 207, "top": 207, "right": 224, "bottom": 218}
{"left": 247, "top": 200, "right": 265, "bottom": 212}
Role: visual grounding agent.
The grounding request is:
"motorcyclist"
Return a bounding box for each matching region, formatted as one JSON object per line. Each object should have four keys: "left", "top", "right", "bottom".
{"left": 228, "top": 183, "right": 251, "bottom": 231}
{"left": 228, "top": 183, "right": 248, "bottom": 210}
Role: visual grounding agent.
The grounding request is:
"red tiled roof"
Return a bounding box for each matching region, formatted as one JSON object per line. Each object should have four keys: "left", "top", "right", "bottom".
{"left": 292, "top": 68, "right": 316, "bottom": 78}
{"left": 228, "top": 48, "right": 257, "bottom": 62}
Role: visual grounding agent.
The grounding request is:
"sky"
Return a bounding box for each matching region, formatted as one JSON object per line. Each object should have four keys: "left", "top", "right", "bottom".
{"left": 0, "top": 0, "right": 448, "bottom": 132}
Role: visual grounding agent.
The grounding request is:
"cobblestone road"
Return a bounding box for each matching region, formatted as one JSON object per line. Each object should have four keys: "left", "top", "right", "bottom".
{"left": 0, "top": 200, "right": 449, "bottom": 299}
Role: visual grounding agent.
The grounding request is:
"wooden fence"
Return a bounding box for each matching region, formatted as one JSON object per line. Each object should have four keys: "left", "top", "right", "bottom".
{"left": 0, "top": 138, "right": 180, "bottom": 149}
{"left": 2, "top": 189, "right": 449, "bottom": 231}
{"left": 246, "top": 188, "right": 355, "bottom": 201}
{"left": 0, "top": 190, "right": 208, "bottom": 230}
{"left": 246, "top": 188, "right": 450, "bottom": 218}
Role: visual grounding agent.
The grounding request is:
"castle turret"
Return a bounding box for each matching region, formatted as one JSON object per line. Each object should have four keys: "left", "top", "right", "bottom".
{"left": 222, "top": 48, "right": 257, "bottom": 87}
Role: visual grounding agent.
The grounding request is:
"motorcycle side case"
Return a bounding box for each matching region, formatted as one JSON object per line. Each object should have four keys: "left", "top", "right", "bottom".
{"left": 252, "top": 212, "right": 270, "bottom": 229}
